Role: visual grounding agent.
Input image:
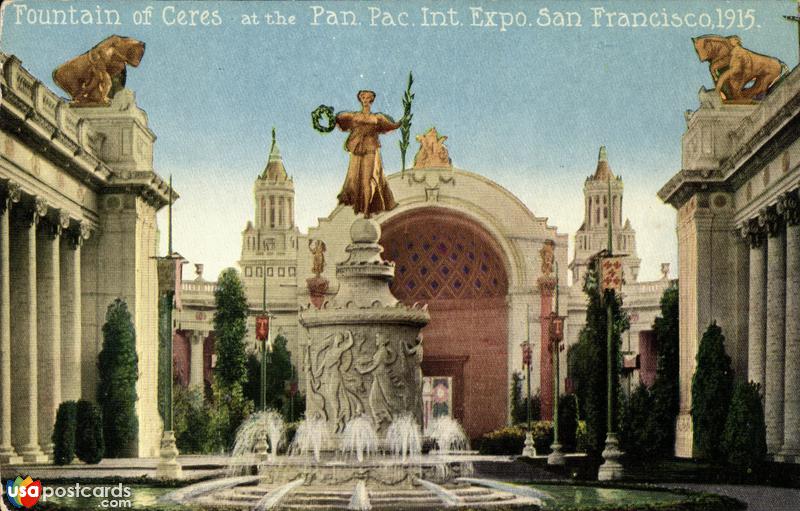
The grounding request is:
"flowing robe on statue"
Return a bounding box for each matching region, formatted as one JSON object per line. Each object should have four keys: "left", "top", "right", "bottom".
{"left": 336, "top": 111, "right": 399, "bottom": 217}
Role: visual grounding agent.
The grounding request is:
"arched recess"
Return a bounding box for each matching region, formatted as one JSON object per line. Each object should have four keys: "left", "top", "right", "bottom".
{"left": 381, "top": 208, "right": 510, "bottom": 439}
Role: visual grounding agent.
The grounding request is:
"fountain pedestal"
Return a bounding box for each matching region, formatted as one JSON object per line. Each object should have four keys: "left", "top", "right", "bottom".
{"left": 299, "top": 218, "right": 429, "bottom": 437}
{"left": 155, "top": 430, "right": 183, "bottom": 480}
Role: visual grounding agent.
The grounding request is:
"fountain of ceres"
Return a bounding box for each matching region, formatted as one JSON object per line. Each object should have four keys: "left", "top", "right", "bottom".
{"left": 166, "top": 90, "right": 550, "bottom": 509}
{"left": 300, "top": 218, "right": 428, "bottom": 438}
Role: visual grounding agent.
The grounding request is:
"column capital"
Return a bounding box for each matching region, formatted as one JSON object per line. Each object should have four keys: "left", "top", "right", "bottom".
{"left": 34, "top": 196, "right": 49, "bottom": 222}
{"left": 66, "top": 222, "right": 92, "bottom": 250}
{"left": 739, "top": 218, "right": 766, "bottom": 248}
{"left": 760, "top": 206, "right": 784, "bottom": 238}
{"left": 777, "top": 190, "right": 800, "bottom": 227}
{"left": 1, "top": 180, "right": 22, "bottom": 214}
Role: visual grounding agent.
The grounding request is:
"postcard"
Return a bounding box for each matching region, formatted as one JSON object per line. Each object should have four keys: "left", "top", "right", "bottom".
{"left": 0, "top": 1, "right": 798, "bottom": 510}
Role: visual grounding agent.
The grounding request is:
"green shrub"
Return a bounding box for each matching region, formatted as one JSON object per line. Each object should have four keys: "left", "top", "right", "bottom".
{"left": 212, "top": 269, "right": 254, "bottom": 450}
{"left": 650, "top": 284, "right": 680, "bottom": 458}
{"left": 75, "top": 400, "right": 104, "bottom": 464}
{"left": 478, "top": 422, "right": 554, "bottom": 455}
{"left": 723, "top": 381, "right": 766, "bottom": 472}
{"left": 691, "top": 322, "right": 733, "bottom": 461}
{"left": 620, "top": 384, "right": 661, "bottom": 461}
{"left": 558, "top": 393, "right": 579, "bottom": 451}
{"left": 174, "top": 385, "right": 214, "bottom": 454}
{"left": 52, "top": 401, "right": 78, "bottom": 466}
{"left": 97, "top": 299, "right": 139, "bottom": 458}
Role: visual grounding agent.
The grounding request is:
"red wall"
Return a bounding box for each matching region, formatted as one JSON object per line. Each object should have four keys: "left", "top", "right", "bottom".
{"left": 381, "top": 209, "right": 510, "bottom": 440}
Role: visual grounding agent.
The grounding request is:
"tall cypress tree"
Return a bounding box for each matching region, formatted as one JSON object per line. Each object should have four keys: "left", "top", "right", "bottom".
{"left": 649, "top": 284, "right": 680, "bottom": 457}
{"left": 97, "top": 299, "right": 139, "bottom": 458}
{"left": 568, "top": 257, "right": 627, "bottom": 455}
{"left": 211, "top": 268, "right": 253, "bottom": 448}
{"left": 213, "top": 268, "right": 249, "bottom": 388}
{"left": 691, "top": 322, "right": 733, "bottom": 461}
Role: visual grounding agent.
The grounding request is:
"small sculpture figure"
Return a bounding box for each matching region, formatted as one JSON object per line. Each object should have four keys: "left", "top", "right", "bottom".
{"left": 310, "top": 331, "right": 362, "bottom": 433}
{"left": 53, "top": 35, "right": 146, "bottom": 106}
{"left": 335, "top": 90, "right": 400, "bottom": 218}
{"left": 358, "top": 333, "right": 399, "bottom": 428}
{"left": 693, "top": 35, "right": 787, "bottom": 102}
{"left": 413, "top": 128, "right": 452, "bottom": 169}
{"left": 540, "top": 240, "right": 555, "bottom": 277}
{"left": 309, "top": 239, "right": 326, "bottom": 277}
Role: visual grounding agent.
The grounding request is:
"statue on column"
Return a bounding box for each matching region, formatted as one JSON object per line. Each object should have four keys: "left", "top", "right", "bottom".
{"left": 53, "top": 35, "right": 146, "bottom": 106}
{"left": 334, "top": 91, "right": 400, "bottom": 218}
{"left": 692, "top": 35, "right": 787, "bottom": 102}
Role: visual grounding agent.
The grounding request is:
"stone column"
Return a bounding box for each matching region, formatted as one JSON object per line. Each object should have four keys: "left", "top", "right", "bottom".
{"left": 189, "top": 331, "right": 206, "bottom": 390}
{"left": 538, "top": 276, "right": 556, "bottom": 421}
{"left": 10, "top": 201, "right": 47, "bottom": 463}
{"left": 60, "top": 217, "right": 82, "bottom": 403}
{"left": 779, "top": 192, "right": 800, "bottom": 458}
{"left": 764, "top": 208, "right": 786, "bottom": 453}
{"left": 36, "top": 198, "right": 62, "bottom": 456}
{"left": 0, "top": 184, "right": 22, "bottom": 463}
{"left": 745, "top": 219, "right": 767, "bottom": 388}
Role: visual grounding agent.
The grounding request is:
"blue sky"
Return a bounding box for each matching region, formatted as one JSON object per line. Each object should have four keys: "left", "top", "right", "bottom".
{"left": 2, "top": 0, "right": 797, "bottom": 281}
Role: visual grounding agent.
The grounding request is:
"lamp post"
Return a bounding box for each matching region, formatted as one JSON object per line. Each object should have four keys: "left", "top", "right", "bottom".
{"left": 548, "top": 262, "right": 566, "bottom": 466}
{"left": 521, "top": 305, "right": 537, "bottom": 457}
{"left": 155, "top": 175, "right": 183, "bottom": 480}
{"left": 254, "top": 263, "right": 272, "bottom": 461}
{"left": 598, "top": 174, "right": 625, "bottom": 481}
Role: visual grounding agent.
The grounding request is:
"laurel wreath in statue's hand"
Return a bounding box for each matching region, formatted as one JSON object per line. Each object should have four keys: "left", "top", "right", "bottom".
{"left": 311, "top": 105, "right": 336, "bottom": 133}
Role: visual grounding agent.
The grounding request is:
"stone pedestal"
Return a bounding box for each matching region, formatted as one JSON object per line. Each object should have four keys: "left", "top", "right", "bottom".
{"left": 155, "top": 431, "right": 182, "bottom": 480}
{"left": 547, "top": 442, "right": 565, "bottom": 466}
{"left": 298, "top": 218, "right": 429, "bottom": 437}
{"left": 521, "top": 432, "right": 536, "bottom": 458}
{"left": 77, "top": 89, "right": 168, "bottom": 458}
{"left": 597, "top": 433, "right": 624, "bottom": 481}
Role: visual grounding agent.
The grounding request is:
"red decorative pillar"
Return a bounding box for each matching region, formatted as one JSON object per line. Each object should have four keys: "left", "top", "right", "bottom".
{"left": 538, "top": 275, "right": 556, "bottom": 420}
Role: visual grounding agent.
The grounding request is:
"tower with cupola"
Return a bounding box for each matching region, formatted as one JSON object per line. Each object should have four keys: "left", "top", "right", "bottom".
{"left": 239, "top": 130, "right": 301, "bottom": 326}
{"left": 569, "top": 146, "right": 641, "bottom": 285}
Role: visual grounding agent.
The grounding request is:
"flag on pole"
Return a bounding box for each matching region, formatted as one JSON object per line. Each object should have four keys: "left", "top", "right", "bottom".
{"left": 255, "top": 314, "right": 270, "bottom": 342}
{"left": 600, "top": 257, "right": 624, "bottom": 292}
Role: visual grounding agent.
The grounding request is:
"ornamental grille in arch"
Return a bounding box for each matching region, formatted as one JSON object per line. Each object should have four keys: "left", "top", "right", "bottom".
{"left": 381, "top": 215, "right": 509, "bottom": 301}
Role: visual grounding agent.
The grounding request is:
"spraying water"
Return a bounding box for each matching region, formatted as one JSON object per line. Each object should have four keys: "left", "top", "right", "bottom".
{"left": 415, "top": 478, "right": 464, "bottom": 507}
{"left": 427, "top": 417, "right": 469, "bottom": 454}
{"left": 253, "top": 477, "right": 305, "bottom": 510}
{"left": 161, "top": 475, "right": 260, "bottom": 504}
{"left": 290, "top": 417, "right": 331, "bottom": 462}
{"left": 347, "top": 480, "right": 371, "bottom": 510}
{"left": 340, "top": 416, "right": 378, "bottom": 463}
{"left": 385, "top": 414, "right": 421, "bottom": 462}
{"left": 228, "top": 410, "right": 286, "bottom": 475}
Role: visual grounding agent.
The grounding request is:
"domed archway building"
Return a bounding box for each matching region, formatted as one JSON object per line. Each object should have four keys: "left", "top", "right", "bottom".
{"left": 302, "top": 158, "right": 568, "bottom": 440}
{"left": 175, "top": 132, "right": 672, "bottom": 444}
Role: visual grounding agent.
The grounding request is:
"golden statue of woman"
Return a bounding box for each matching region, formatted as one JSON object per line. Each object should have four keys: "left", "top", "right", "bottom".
{"left": 335, "top": 90, "right": 400, "bottom": 218}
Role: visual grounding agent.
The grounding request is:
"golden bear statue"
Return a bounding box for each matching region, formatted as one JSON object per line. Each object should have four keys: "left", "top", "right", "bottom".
{"left": 693, "top": 35, "right": 787, "bottom": 103}
{"left": 53, "top": 35, "right": 146, "bottom": 107}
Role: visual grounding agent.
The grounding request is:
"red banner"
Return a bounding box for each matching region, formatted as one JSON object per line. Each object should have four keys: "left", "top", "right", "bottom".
{"left": 601, "top": 257, "right": 624, "bottom": 292}
{"left": 255, "top": 314, "right": 270, "bottom": 341}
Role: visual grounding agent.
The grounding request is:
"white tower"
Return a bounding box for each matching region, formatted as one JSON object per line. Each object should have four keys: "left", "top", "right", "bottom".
{"left": 239, "top": 129, "right": 301, "bottom": 315}
{"left": 569, "top": 146, "right": 641, "bottom": 285}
